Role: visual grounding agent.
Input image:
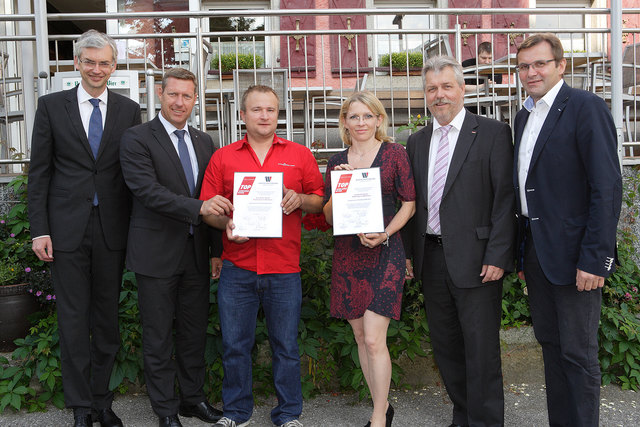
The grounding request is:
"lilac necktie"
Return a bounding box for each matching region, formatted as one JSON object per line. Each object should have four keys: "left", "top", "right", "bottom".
{"left": 428, "top": 125, "right": 452, "bottom": 234}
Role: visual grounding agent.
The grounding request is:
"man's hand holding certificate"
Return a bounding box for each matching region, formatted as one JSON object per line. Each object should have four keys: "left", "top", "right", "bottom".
{"left": 330, "top": 167, "right": 384, "bottom": 236}
{"left": 232, "top": 172, "right": 283, "bottom": 238}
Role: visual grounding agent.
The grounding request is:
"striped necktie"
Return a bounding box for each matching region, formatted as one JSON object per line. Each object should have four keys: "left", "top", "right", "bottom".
{"left": 427, "top": 125, "right": 452, "bottom": 234}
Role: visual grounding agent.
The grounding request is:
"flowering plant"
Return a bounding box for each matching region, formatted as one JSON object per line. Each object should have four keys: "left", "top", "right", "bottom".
{"left": 0, "top": 175, "right": 54, "bottom": 304}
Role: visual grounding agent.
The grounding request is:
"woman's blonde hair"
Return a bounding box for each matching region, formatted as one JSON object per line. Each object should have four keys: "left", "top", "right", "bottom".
{"left": 338, "top": 91, "right": 392, "bottom": 146}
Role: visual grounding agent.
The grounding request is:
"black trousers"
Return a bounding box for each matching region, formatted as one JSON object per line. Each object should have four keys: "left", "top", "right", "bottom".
{"left": 51, "top": 206, "right": 124, "bottom": 410}
{"left": 524, "top": 231, "right": 601, "bottom": 427}
{"left": 136, "top": 236, "right": 210, "bottom": 417}
{"left": 421, "top": 239, "right": 504, "bottom": 427}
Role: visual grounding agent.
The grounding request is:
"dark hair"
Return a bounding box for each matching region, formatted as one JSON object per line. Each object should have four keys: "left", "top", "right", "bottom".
{"left": 517, "top": 33, "right": 564, "bottom": 63}
{"left": 161, "top": 68, "right": 197, "bottom": 92}
{"left": 74, "top": 29, "right": 118, "bottom": 63}
{"left": 240, "top": 85, "right": 280, "bottom": 112}
{"left": 477, "top": 42, "right": 492, "bottom": 55}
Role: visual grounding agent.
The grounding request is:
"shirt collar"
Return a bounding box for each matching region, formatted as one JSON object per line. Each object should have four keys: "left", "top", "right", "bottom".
{"left": 158, "top": 112, "right": 189, "bottom": 138}
{"left": 523, "top": 79, "right": 564, "bottom": 112}
{"left": 235, "top": 134, "right": 285, "bottom": 150}
{"left": 77, "top": 83, "right": 108, "bottom": 105}
{"left": 433, "top": 107, "right": 466, "bottom": 133}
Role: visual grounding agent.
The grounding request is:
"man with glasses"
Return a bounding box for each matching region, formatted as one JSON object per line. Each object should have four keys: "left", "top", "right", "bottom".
{"left": 514, "top": 33, "right": 622, "bottom": 427}
{"left": 28, "top": 30, "right": 141, "bottom": 427}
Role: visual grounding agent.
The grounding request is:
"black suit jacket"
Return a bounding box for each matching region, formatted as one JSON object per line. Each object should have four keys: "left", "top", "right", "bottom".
{"left": 404, "top": 110, "right": 516, "bottom": 287}
{"left": 28, "top": 86, "right": 141, "bottom": 251}
{"left": 513, "top": 83, "right": 622, "bottom": 284}
{"left": 119, "top": 116, "right": 221, "bottom": 278}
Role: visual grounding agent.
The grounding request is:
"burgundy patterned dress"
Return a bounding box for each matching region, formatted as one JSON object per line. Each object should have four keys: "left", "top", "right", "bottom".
{"left": 324, "top": 142, "right": 416, "bottom": 320}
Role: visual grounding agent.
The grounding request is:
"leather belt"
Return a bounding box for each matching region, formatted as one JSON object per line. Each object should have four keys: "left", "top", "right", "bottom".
{"left": 425, "top": 234, "right": 443, "bottom": 245}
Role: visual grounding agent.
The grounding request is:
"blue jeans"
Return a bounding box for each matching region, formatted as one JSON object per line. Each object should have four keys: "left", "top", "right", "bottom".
{"left": 218, "top": 260, "right": 303, "bottom": 425}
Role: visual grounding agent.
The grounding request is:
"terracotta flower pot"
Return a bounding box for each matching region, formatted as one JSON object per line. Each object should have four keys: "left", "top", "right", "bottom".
{"left": 0, "top": 283, "right": 39, "bottom": 351}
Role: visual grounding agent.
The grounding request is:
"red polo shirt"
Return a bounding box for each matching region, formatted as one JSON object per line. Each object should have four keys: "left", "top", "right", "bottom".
{"left": 200, "top": 135, "right": 324, "bottom": 274}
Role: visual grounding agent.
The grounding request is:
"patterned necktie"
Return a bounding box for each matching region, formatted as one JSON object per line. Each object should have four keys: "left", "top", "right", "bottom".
{"left": 175, "top": 130, "right": 195, "bottom": 196}
{"left": 88, "top": 98, "right": 102, "bottom": 205}
{"left": 428, "top": 125, "right": 452, "bottom": 235}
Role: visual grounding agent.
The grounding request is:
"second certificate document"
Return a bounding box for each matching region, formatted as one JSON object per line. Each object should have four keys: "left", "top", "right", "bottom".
{"left": 330, "top": 167, "right": 384, "bottom": 236}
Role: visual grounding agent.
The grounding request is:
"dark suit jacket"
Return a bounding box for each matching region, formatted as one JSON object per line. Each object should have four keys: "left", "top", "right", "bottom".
{"left": 513, "top": 83, "right": 622, "bottom": 285}
{"left": 120, "top": 116, "right": 221, "bottom": 278}
{"left": 28, "top": 86, "right": 141, "bottom": 251}
{"left": 404, "top": 110, "right": 516, "bottom": 287}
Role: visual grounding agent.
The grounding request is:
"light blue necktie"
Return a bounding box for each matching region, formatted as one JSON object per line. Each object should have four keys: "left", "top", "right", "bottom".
{"left": 88, "top": 99, "right": 102, "bottom": 205}
{"left": 174, "top": 130, "right": 195, "bottom": 196}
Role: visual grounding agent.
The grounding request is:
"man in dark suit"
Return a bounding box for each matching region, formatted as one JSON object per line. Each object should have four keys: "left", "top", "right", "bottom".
{"left": 514, "top": 33, "right": 622, "bottom": 427}
{"left": 28, "top": 30, "right": 141, "bottom": 427}
{"left": 403, "top": 55, "right": 515, "bottom": 427}
{"left": 119, "top": 67, "right": 223, "bottom": 427}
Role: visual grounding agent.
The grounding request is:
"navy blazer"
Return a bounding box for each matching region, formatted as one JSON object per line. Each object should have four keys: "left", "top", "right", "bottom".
{"left": 513, "top": 82, "right": 622, "bottom": 285}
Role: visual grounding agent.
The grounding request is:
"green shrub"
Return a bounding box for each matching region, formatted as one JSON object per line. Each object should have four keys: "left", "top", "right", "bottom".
{"left": 379, "top": 51, "right": 424, "bottom": 70}
{"left": 210, "top": 53, "right": 264, "bottom": 73}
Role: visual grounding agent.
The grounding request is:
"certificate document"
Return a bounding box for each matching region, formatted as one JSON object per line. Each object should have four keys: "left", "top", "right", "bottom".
{"left": 232, "top": 172, "right": 283, "bottom": 238}
{"left": 330, "top": 167, "right": 384, "bottom": 236}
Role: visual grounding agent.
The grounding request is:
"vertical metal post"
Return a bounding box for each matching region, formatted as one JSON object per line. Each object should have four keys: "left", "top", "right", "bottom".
{"left": 610, "top": 0, "right": 623, "bottom": 166}
{"left": 455, "top": 23, "right": 462, "bottom": 63}
{"left": 146, "top": 69, "right": 156, "bottom": 121}
{"left": 33, "top": 0, "right": 49, "bottom": 97}
{"left": 196, "top": 25, "right": 206, "bottom": 132}
{"left": 18, "top": 1, "right": 35, "bottom": 151}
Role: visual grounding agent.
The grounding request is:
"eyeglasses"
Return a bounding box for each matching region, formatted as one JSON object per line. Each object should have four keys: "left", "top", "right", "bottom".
{"left": 346, "top": 113, "right": 378, "bottom": 123}
{"left": 78, "top": 58, "right": 114, "bottom": 69}
{"left": 516, "top": 59, "right": 556, "bottom": 73}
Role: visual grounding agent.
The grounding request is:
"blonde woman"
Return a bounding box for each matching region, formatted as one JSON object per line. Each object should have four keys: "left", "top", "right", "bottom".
{"left": 323, "top": 92, "right": 416, "bottom": 427}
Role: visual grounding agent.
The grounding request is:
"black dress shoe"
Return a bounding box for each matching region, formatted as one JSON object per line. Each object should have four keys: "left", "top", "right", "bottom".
{"left": 73, "top": 409, "right": 93, "bottom": 427}
{"left": 159, "top": 414, "right": 182, "bottom": 427}
{"left": 178, "top": 400, "right": 223, "bottom": 423}
{"left": 96, "top": 408, "right": 123, "bottom": 427}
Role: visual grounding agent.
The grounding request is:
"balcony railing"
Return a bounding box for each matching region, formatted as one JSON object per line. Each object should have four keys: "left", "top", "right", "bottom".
{"left": 0, "top": 6, "right": 635, "bottom": 174}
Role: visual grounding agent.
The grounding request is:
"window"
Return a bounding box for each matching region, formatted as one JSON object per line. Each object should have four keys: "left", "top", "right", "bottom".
{"left": 374, "top": 0, "right": 435, "bottom": 67}
{"left": 535, "top": 0, "right": 591, "bottom": 52}
{"left": 204, "top": 1, "right": 270, "bottom": 65}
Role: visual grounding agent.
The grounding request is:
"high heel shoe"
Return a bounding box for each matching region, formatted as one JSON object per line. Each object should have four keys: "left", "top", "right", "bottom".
{"left": 385, "top": 403, "right": 394, "bottom": 427}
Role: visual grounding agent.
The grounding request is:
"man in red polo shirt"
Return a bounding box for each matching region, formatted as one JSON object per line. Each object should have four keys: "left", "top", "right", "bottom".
{"left": 200, "top": 85, "right": 324, "bottom": 427}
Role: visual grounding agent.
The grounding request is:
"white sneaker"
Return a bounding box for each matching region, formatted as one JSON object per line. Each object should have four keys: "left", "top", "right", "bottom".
{"left": 213, "top": 417, "right": 250, "bottom": 427}
{"left": 279, "top": 420, "right": 303, "bottom": 427}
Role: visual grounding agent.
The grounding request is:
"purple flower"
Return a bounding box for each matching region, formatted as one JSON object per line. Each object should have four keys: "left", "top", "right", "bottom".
{"left": 625, "top": 292, "right": 632, "bottom": 300}
{"left": 10, "top": 233, "right": 15, "bottom": 237}
{"left": 28, "top": 288, "right": 33, "bottom": 293}
{"left": 35, "top": 291, "right": 42, "bottom": 296}
{"left": 46, "top": 295, "right": 52, "bottom": 300}
{"left": 0, "top": 219, "right": 4, "bottom": 224}
{"left": 52, "top": 295, "right": 56, "bottom": 300}
{"left": 25, "top": 267, "right": 31, "bottom": 273}
{"left": 633, "top": 286, "right": 638, "bottom": 293}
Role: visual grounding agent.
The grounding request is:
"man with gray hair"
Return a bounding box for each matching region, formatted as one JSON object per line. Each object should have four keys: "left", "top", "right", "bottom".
{"left": 29, "top": 29, "right": 141, "bottom": 427}
{"left": 403, "top": 55, "right": 515, "bottom": 427}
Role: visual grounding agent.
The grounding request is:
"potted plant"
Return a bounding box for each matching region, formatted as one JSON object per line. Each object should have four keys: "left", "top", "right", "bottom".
{"left": 209, "top": 53, "right": 265, "bottom": 78}
{"left": 0, "top": 175, "right": 52, "bottom": 351}
{"left": 378, "top": 51, "right": 424, "bottom": 75}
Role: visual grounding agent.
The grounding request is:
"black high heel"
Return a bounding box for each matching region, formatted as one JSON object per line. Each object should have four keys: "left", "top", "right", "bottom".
{"left": 386, "top": 403, "right": 394, "bottom": 427}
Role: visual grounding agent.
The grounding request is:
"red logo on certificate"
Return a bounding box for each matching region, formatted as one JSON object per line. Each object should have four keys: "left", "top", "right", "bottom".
{"left": 334, "top": 174, "right": 352, "bottom": 194}
{"left": 237, "top": 176, "right": 256, "bottom": 195}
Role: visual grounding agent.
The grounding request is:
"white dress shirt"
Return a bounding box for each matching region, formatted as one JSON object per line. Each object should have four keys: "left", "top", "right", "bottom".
{"left": 77, "top": 84, "right": 108, "bottom": 136}
{"left": 427, "top": 108, "right": 466, "bottom": 234}
{"left": 158, "top": 112, "right": 199, "bottom": 181}
{"left": 517, "top": 79, "right": 564, "bottom": 217}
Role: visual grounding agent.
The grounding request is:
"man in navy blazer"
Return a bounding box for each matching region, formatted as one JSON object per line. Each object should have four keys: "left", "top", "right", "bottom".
{"left": 28, "top": 30, "right": 141, "bottom": 427}
{"left": 514, "top": 33, "right": 622, "bottom": 427}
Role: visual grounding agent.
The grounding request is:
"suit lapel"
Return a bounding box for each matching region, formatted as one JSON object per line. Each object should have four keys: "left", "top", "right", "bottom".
{"left": 189, "top": 126, "right": 211, "bottom": 194}
{"left": 96, "top": 89, "right": 120, "bottom": 161}
{"left": 528, "top": 83, "right": 570, "bottom": 173}
{"left": 151, "top": 117, "right": 191, "bottom": 195}
{"left": 513, "top": 108, "right": 530, "bottom": 177}
{"left": 65, "top": 87, "right": 95, "bottom": 160}
{"left": 419, "top": 124, "right": 434, "bottom": 206}
{"left": 442, "top": 111, "right": 478, "bottom": 199}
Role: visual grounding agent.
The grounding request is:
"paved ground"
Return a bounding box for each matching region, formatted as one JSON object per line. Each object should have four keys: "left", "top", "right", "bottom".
{"left": 1, "top": 327, "right": 639, "bottom": 426}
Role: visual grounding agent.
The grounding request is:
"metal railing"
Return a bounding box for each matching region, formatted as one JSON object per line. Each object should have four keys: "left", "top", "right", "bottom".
{"left": 0, "top": 6, "right": 635, "bottom": 174}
